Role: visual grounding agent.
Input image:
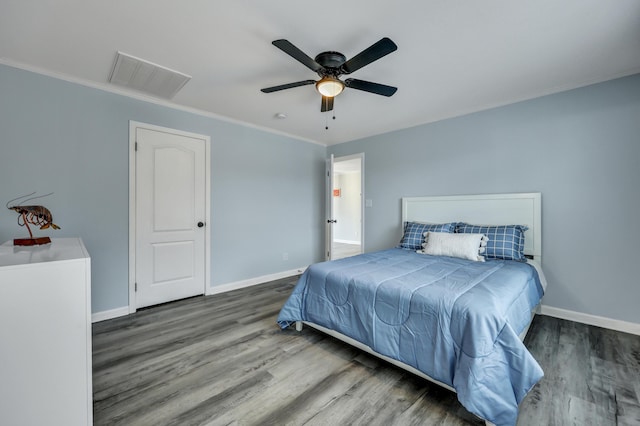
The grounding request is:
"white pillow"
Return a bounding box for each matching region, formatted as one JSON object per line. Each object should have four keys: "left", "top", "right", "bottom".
{"left": 419, "top": 231, "right": 488, "bottom": 262}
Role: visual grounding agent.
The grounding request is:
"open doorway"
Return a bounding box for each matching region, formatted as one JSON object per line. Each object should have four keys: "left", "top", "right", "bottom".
{"left": 331, "top": 154, "right": 364, "bottom": 260}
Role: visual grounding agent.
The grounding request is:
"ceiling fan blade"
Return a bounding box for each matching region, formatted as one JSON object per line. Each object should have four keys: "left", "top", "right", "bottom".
{"left": 261, "top": 80, "right": 316, "bottom": 93}
{"left": 321, "top": 96, "right": 334, "bottom": 112}
{"left": 272, "top": 39, "right": 325, "bottom": 73}
{"left": 341, "top": 37, "right": 398, "bottom": 74}
{"left": 345, "top": 79, "right": 397, "bottom": 97}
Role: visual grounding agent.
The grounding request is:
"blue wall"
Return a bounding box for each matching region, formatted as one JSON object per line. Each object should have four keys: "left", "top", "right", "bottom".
{"left": 0, "top": 64, "right": 326, "bottom": 314}
{"left": 3, "top": 62, "right": 639, "bottom": 325}
{"left": 329, "top": 73, "right": 640, "bottom": 324}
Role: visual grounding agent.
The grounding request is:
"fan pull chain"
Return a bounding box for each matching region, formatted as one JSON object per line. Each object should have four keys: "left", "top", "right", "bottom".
{"left": 325, "top": 106, "right": 336, "bottom": 130}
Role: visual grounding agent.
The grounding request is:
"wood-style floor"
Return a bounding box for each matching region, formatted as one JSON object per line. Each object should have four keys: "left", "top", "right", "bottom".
{"left": 93, "top": 277, "right": 640, "bottom": 426}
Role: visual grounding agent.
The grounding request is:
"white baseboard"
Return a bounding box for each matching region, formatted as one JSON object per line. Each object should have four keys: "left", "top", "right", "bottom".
{"left": 91, "top": 268, "right": 306, "bottom": 323}
{"left": 92, "top": 292, "right": 639, "bottom": 338}
{"left": 92, "top": 306, "right": 129, "bottom": 323}
{"left": 206, "top": 267, "right": 306, "bottom": 296}
{"left": 541, "top": 305, "right": 640, "bottom": 336}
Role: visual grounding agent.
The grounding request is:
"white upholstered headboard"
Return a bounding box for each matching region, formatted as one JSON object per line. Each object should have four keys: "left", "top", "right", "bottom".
{"left": 401, "top": 193, "right": 542, "bottom": 262}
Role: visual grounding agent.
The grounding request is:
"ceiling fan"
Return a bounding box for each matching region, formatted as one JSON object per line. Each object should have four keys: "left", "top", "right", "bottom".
{"left": 261, "top": 37, "right": 398, "bottom": 112}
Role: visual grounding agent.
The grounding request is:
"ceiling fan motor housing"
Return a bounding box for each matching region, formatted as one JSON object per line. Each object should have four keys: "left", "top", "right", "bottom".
{"left": 314, "top": 51, "right": 347, "bottom": 77}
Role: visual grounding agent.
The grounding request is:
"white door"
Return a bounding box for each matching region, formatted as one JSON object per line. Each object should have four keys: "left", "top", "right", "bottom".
{"left": 325, "top": 154, "right": 335, "bottom": 260}
{"left": 133, "top": 125, "right": 208, "bottom": 309}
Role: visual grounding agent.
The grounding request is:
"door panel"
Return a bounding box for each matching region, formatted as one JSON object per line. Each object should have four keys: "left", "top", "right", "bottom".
{"left": 153, "top": 147, "right": 195, "bottom": 231}
{"left": 135, "top": 127, "right": 206, "bottom": 308}
{"left": 152, "top": 241, "right": 194, "bottom": 282}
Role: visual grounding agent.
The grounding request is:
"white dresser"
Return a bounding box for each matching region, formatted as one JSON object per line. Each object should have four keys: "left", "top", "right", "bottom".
{"left": 0, "top": 238, "right": 92, "bottom": 426}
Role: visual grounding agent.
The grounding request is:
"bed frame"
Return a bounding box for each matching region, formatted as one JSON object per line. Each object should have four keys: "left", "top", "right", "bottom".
{"left": 297, "top": 192, "right": 543, "bottom": 425}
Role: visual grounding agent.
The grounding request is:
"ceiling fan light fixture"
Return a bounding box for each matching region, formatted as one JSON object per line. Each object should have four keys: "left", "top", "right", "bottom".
{"left": 316, "top": 76, "right": 344, "bottom": 97}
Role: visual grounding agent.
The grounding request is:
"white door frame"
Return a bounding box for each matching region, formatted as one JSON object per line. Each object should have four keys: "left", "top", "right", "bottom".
{"left": 128, "top": 121, "right": 211, "bottom": 313}
{"left": 325, "top": 154, "right": 334, "bottom": 261}
{"left": 327, "top": 152, "right": 365, "bottom": 259}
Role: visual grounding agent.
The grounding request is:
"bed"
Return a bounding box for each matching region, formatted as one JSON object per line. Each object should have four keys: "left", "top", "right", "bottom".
{"left": 277, "top": 193, "right": 546, "bottom": 426}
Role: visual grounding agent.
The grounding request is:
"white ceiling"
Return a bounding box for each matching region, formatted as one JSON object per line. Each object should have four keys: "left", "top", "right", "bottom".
{"left": 2, "top": 1, "right": 639, "bottom": 146}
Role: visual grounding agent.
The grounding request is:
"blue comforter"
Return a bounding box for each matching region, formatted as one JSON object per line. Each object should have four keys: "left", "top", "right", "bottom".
{"left": 277, "top": 248, "right": 544, "bottom": 426}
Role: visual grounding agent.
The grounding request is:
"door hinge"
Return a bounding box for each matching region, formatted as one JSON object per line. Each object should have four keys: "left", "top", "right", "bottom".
{"left": 135, "top": 141, "right": 138, "bottom": 151}
{"left": 327, "top": 251, "right": 330, "bottom": 257}
{"left": 135, "top": 282, "right": 138, "bottom": 291}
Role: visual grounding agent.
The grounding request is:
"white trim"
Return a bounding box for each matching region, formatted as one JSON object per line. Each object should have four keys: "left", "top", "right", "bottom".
{"left": 128, "top": 123, "right": 136, "bottom": 313}
{"left": 206, "top": 267, "right": 306, "bottom": 296}
{"left": 88, "top": 297, "right": 640, "bottom": 338}
{"left": 359, "top": 153, "right": 365, "bottom": 253}
{"left": 204, "top": 132, "right": 212, "bottom": 309}
{"left": 91, "top": 306, "right": 129, "bottom": 323}
{"left": 326, "top": 154, "right": 334, "bottom": 261}
{"left": 0, "top": 59, "right": 323, "bottom": 147}
{"left": 541, "top": 305, "right": 640, "bottom": 336}
{"left": 91, "top": 267, "right": 305, "bottom": 323}
{"left": 128, "top": 121, "right": 211, "bottom": 314}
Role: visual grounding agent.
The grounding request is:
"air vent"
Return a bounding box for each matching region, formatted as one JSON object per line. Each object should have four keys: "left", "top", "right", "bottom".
{"left": 108, "top": 51, "right": 191, "bottom": 99}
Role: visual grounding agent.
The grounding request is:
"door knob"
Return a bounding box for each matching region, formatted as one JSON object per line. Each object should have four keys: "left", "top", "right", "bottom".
{"left": 197, "top": 222, "right": 205, "bottom": 228}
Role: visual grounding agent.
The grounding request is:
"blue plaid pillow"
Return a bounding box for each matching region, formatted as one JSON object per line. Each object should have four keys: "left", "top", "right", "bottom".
{"left": 455, "top": 223, "right": 528, "bottom": 261}
{"left": 399, "top": 222, "right": 456, "bottom": 250}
